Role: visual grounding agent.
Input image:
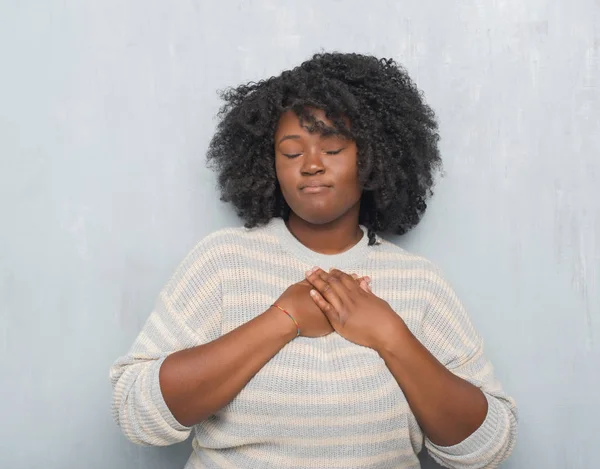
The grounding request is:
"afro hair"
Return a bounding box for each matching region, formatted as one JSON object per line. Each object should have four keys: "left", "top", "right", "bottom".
{"left": 206, "top": 52, "right": 441, "bottom": 245}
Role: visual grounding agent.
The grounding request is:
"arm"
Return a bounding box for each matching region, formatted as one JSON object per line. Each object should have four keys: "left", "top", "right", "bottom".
{"left": 110, "top": 235, "right": 293, "bottom": 446}
{"left": 110, "top": 235, "right": 337, "bottom": 446}
{"left": 407, "top": 267, "right": 518, "bottom": 469}
{"left": 306, "top": 266, "right": 518, "bottom": 469}
{"left": 159, "top": 305, "right": 296, "bottom": 428}
{"left": 376, "top": 322, "right": 488, "bottom": 447}
{"left": 111, "top": 294, "right": 295, "bottom": 446}
{"left": 377, "top": 323, "right": 518, "bottom": 469}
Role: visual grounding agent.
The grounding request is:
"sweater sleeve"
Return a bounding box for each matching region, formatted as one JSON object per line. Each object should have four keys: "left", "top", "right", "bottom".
{"left": 109, "top": 234, "right": 224, "bottom": 446}
{"left": 419, "top": 265, "right": 518, "bottom": 469}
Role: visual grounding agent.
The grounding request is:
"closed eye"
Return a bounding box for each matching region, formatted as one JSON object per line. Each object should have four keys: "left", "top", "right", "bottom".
{"left": 283, "top": 153, "right": 301, "bottom": 158}
{"left": 325, "top": 148, "right": 344, "bottom": 155}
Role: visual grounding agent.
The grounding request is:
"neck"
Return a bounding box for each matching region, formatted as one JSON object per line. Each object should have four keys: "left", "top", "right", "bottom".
{"left": 286, "top": 208, "right": 363, "bottom": 255}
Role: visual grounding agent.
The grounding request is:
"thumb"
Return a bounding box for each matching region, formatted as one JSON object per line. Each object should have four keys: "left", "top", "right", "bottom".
{"left": 309, "top": 289, "right": 339, "bottom": 324}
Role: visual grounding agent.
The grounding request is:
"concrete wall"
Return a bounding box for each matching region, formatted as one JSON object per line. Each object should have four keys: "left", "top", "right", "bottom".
{"left": 1, "top": 1, "right": 598, "bottom": 467}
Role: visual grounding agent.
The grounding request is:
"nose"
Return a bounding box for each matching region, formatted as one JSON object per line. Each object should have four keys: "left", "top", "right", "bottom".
{"left": 300, "top": 148, "right": 325, "bottom": 176}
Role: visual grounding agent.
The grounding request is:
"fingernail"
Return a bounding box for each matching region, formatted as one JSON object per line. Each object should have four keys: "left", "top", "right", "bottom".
{"left": 311, "top": 266, "right": 319, "bottom": 273}
{"left": 310, "top": 289, "right": 317, "bottom": 296}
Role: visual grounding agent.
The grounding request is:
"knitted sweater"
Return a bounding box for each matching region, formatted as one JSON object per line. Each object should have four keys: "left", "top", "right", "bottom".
{"left": 110, "top": 217, "right": 517, "bottom": 469}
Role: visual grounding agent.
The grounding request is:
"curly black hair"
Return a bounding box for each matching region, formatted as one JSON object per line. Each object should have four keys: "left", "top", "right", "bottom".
{"left": 206, "top": 52, "right": 441, "bottom": 245}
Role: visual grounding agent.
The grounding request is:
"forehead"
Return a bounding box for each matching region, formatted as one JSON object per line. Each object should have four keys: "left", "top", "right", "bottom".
{"left": 276, "top": 109, "right": 331, "bottom": 134}
{"left": 275, "top": 108, "right": 352, "bottom": 140}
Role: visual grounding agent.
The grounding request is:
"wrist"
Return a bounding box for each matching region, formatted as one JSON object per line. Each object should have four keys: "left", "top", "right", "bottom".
{"left": 263, "top": 305, "right": 298, "bottom": 342}
{"left": 373, "top": 316, "right": 412, "bottom": 355}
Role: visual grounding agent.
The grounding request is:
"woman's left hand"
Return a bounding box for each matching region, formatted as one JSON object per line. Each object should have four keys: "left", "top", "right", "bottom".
{"left": 305, "top": 267, "right": 406, "bottom": 350}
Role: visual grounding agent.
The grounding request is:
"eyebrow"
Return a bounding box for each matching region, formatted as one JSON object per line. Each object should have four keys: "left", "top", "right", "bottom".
{"left": 278, "top": 133, "right": 346, "bottom": 145}
{"left": 278, "top": 135, "right": 301, "bottom": 144}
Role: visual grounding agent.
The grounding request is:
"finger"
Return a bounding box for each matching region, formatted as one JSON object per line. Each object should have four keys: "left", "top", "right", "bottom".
{"left": 309, "top": 288, "right": 339, "bottom": 323}
{"left": 352, "top": 273, "right": 371, "bottom": 287}
{"left": 359, "top": 279, "right": 369, "bottom": 292}
{"left": 306, "top": 268, "right": 345, "bottom": 311}
{"left": 321, "top": 269, "right": 352, "bottom": 297}
{"left": 323, "top": 269, "right": 356, "bottom": 304}
{"left": 329, "top": 268, "right": 359, "bottom": 291}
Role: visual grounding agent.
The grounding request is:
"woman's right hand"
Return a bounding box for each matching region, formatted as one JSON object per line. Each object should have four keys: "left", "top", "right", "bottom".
{"left": 274, "top": 275, "right": 371, "bottom": 338}
{"left": 274, "top": 280, "right": 333, "bottom": 337}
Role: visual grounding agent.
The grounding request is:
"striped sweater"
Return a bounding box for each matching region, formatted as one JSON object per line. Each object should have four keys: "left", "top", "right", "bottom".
{"left": 110, "top": 217, "right": 518, "bottom": 469}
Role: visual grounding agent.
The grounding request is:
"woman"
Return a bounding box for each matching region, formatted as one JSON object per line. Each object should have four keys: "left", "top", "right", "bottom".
{"left": 110, "top": 52, "right": 517, "bottom": 468}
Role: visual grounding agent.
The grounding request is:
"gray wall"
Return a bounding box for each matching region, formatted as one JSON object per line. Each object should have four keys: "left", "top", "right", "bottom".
{"left": 1, "top": 1, "right": 598, "bottom": 468}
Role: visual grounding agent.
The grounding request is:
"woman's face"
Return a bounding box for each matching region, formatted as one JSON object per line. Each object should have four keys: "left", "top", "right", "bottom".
{"left": 274, "top": 109, "right": 362, "bottom": 225}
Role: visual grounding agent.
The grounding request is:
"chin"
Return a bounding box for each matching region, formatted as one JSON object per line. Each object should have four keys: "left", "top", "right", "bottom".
{"left": 290, "top": 208, "right": 343, "bottom": 226}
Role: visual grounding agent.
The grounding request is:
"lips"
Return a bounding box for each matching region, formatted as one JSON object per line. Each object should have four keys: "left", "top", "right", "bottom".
{"left": 299, "top": 182, "right": 333, "bottom": 195}
{"left": 301, "top": 186, "right": 331, "bottom": 194}
{"left": 299, "top": 181, "right": 333, "bottom": 190}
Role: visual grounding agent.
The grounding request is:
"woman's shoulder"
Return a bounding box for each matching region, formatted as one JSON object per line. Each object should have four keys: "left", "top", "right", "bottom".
{"left": 163, "top": 224, "right": 272, "bottom": 292}
{"left": 370, "top": 235, "right": 440, "bottom": 274}
{"left": 183, "top": 222, "right": 277, "bottom": 261}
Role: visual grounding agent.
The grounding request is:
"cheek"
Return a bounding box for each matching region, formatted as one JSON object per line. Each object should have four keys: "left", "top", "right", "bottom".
{"left": 336, "top": 158, "right": 360, "bottom": 188}
{"left": 275, "top": 161, "right": 295, "bottom": 193}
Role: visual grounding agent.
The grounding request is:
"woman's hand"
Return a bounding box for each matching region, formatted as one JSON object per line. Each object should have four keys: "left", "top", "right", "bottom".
{"left": 305, "top": 267, "right": 406, "bottom": 349}
{"left": 274, "top": 280, "right": 334, "bottom": 338}
{"left": 274, "top": 274, "right": 372, "bottom": 338}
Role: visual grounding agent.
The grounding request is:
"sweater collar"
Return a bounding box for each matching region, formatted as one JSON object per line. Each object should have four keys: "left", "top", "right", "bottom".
{"left": 265, "top": 217, "right": 373, "bottom": 271}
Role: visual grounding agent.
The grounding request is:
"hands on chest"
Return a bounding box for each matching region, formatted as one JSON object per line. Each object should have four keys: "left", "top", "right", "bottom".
{"left": 273, "top": 267, "right": 407, "bottom": 351}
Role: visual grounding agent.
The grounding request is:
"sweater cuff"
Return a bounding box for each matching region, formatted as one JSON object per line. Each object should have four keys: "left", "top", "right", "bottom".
{"left": 151, "top": 356, "right": 193, "bottom": 433}
{"left": 428, "top": 392, "right": 502, "bottom": 456}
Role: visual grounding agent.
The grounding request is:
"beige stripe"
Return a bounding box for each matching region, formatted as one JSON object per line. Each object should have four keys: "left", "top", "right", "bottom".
{"left": 146, "top": 311, "right": 180, "bottom": 349}
{"left": 377, "top": 288, "right": 446, "bottom": 303}
{"left": 222, "top": 228, "right": 280, "bottom": 244}
{"left": 135, "top": 331, "right": 162, "bottom": 355}
{"left": 220, "top": 266, "right": 447, "bottom": 283}
{"left": 202, "top": 421, "right": 408, "bottom": 447}
{"left": 171, "top": 229, "right": 279, "bottom": 296}
{"left": 193, "top": 309, "right": 223, "bottom": 342}
{"left": 223, "top": 292, "right": 273, "bottom": 308}
{"left": 462, "top": 360, "right": 494, "bottom": 383}
{"left": 419, "top": 325, "right": 466, "bottom": 359}
{"left": 256, "top": 362, "right": 384, "bottom": 381}
{"left": 452, "top": 348, "right": 492, "bottom": 374}
{"left": 169, "top": 271, "right": 220, "bottom": 308}
{"left": 192, "top": 441, "right": 238, "bottom": 469}
{"left": 424, "top": 301, "right": 478, "bottom": 350}
{"left": 209, "top": 344, "right": 380, "bottom": 361}
{"left": 220, "top": 268, "right": 289, "bottom": 286}
{"left": 125, "top": 378, "right": 167, "bottom": 445}
{"left": 369, "top": 251, "right": 429, "bottom": 262}
{"left": 236, "top": 378, "right": 398, "bottom": 405}
{"left": 368, "top": 268, "right": 446, "bottom": 279}
{"left": 375, "top": 289, "right": 478, "bottom": 347}
{"left": 277, "top": 342, "right": 380, "bottom": 361}
{"left": 477, "top": 376, "right": 504, "bottom": 395}
{"left": 213, "top": 243, "right": 301, "bottom": 269}
{"left": 219, "top": 267, "right": 455, "bottom": 293}
{"left": 239, "top": 446, "right": 417, "bottom": 467}
{"left": 220, "top": 400, "right": 411, "bottom": 426}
